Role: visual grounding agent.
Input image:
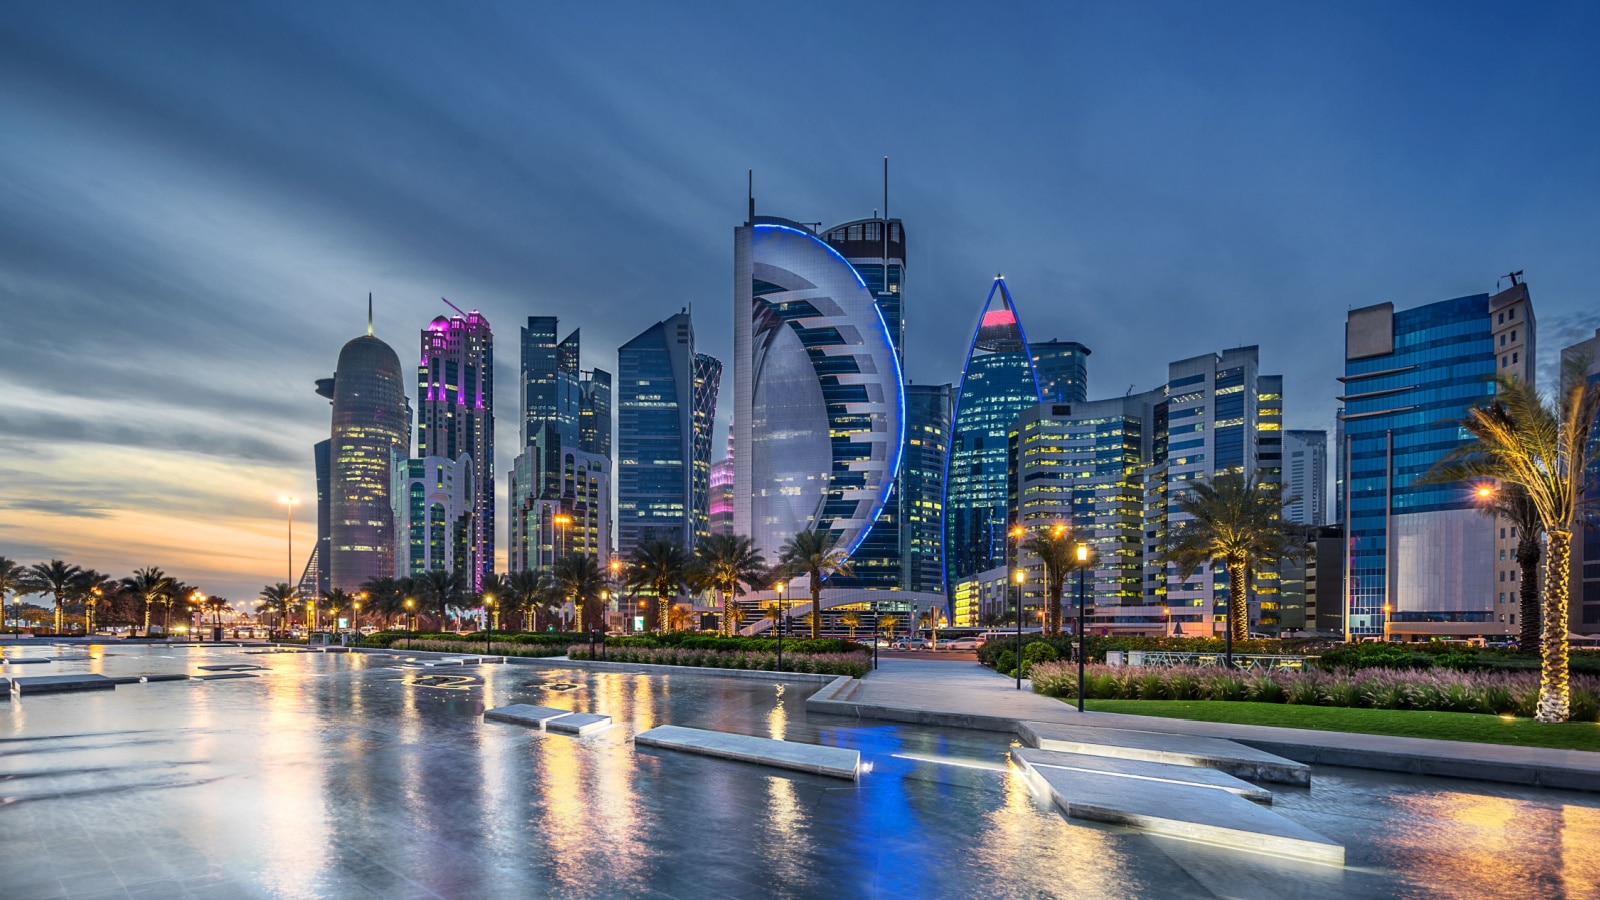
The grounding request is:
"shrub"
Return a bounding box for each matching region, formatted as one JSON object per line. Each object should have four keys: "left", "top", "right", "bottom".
{"left": 994, "top": 650, "right": 1017, "bottom": 679}
{"left": 565, "top": 645, "right": 869, "bottom": 677}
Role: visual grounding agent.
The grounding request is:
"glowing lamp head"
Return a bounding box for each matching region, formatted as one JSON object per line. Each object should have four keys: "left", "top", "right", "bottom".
{"left": 1476, "top": 485, "right": 1494, "bottom": 499}
{"left": 1052, "top": 523, "right": 1066, "bottom": 537}
{"left": 1014, "top": 570, "right": 1025, "bottom": 585}
{"left": 1010, "top": 525, "right": 1024, "bottom": 539}
{"left": 1076, "top": 544, "right": 1089, "bottom": 563}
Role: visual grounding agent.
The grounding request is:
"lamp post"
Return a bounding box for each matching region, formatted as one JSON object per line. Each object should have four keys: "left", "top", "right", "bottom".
{"left": 405, "top": 597, "right": 415, "bottom": 650}
{"left": 281, "top": 494, "right": 296, "bottom": 589}
{"left": 1383, "top": 603, "right": 1392, "bottom": 643}
{"left": 1014, "top": 568, "right": 1026, "bottom": 691}
{"left": 483, "top": 594, "right": 494, "bottom": 655}
{"left": 553, "top": 512, "right": 572, "bottom": 560}
{"left": 1075, "top": 543, "right": 1089, "bottom": 713}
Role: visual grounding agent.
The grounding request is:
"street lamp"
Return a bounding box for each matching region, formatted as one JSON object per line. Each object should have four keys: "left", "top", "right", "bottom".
{"left": 280, "top": 494, "right": 297, "bottom": 595}
{"left": 483, "top": 594, "right": 494, "bottom": 654}
{"left": 405, "top": 597, "right": 415, "bottom": 650}
{"left": 1075, "top": 542, "right": 1089, "bottom": 713}
{"left": 552, "top": 512, "right": 572, "bottom": 559}
{"left": 1383, "top": 602, "right": 1392, "bottom": 643}
{"left": 1014, "top": 568, "right": 1026, "bottom": 691}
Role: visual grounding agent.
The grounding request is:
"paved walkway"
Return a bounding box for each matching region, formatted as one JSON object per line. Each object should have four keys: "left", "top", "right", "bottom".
{"left": 807, "top": 658, "right": 1600, "bottom": 792}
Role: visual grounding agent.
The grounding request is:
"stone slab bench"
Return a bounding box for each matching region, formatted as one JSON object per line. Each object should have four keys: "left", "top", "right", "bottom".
{"left": 10, "top": 674, "right": 115, "bottom": 695}
{"left": 484, "top": 704, "right": 613, "bottom": 735}
{"left": 1013, "top": 746, "right": 1273, "bottom": 803}
{"left": 1012, "top": 748, "right": 1342, "bottom": 864}
{"left": 1, "top": 658, "right": 51, "bottom": 665}
{"left": 546, "top": 712, "right": 613, "bottom": 735}
{"left": 634, "top": 724, "right": 861, "bottom": 781}
{"left": 1018, "top": 720, "right": 1310, "bottom": 786}
{"left": 195, "top": 673, "right": 259, "bottom": 681}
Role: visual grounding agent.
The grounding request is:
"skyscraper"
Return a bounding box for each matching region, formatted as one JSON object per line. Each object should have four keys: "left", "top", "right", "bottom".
{"left": 1140, "top": 346, "right": 1285, "bottom": 634}
{"left": 1563, "top": 328, "right": 1600, "bottom": 634}
{"left": 1341, "top": 283, "right": 1534, "bottom": 640}
{"left": 617, "top": 311, "right": 720, "bottom": 557}
{"left": 1284, "top": 430, "right": 1328, "bottom": 526}
{"left": 393, "top": 455, "right": 476, "bottom": 577}
{"left": 325, "top": 308, "right": 411, "bottom": 592}
{"left": 417, "top": 306, "right": 494, "bottom": 587}
{"left": 901, "top": 383, "right": 951, "bottom": 595}
{"left": 298, "top": 437, "right": 332, "bottom": 601}
{"left": 733, "top": 217, "right": 904, "bottom": 565}
{"left": 709, "top": 424, "right": 735, "bottom": 537}
{"left": 823, "top": 213, "right": 907, "bottom": 589}
{"left": 521, "top": 317, "right": 580, "bottom": 446}
{"left": 579, "top": 368, "right": 612, "bottom": 459}
{"left": 1030, "top": 340, "right": 1092, "bottom": 404}
{"left": 944, "top": 277, "right": 1041, "bottom": 587}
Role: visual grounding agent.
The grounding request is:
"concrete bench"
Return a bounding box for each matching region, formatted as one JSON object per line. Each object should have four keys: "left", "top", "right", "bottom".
{"left": 10, "top": 674, "right": 115, "bottom": 695}
{"left": 634, "top": 725, "right": 861, "bottom": 781}
{"left": 1018, "top": 720, "right": 1310, "bottom": 785}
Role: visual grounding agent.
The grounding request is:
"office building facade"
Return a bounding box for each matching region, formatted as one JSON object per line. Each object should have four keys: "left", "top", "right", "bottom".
{"left": 325, "top": 324, "right": 411, "bottom": 592}
{"left": 1031, "top": 340, "right": 1092, "bottom": 404}
{"left": 507, "top": 435, "right": 610, "bottom": 572}
{"left": 733, "top": 217, "right": 904, "bottom": 566}
{"left": 1564, "top": 328, "right": 1600, "bottom": 633}
{"left": 394, "top": 455, "right": 475, "bottom": 578}
{"left": 945, "top": 277, "right": 1043, "bottom": 588}
{"left": 1284, "top": 429, "right": 1328, "bottom": 526}
{"left": 901, "top": 383, "right": 952, "bottom": 595}
{"left": 617, "top": 311, "right": 720, "bottom": 557}
{"left": 417, "top": 308, "right": 494, "bottom": 587}
{"left": 1341, "top": 284, "right": 1533, "bottom": 640}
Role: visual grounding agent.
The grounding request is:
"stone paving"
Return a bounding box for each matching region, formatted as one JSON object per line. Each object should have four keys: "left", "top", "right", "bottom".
{"left": 0, "top": 645, "right": 1599, "bottom": 897}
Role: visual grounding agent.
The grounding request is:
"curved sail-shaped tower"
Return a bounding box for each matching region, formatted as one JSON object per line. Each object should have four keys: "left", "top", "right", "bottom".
{"left": 733, "top": 217, "right": 905, "bottom": 563}
{"left": 943, "top": 277, "right": 1042, "bottom": 587}
{"left": 328, "top": 320, "right": 411, "bottom": 592}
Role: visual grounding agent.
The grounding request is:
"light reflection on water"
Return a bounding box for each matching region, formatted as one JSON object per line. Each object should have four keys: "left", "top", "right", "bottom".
{"left": 0, "top": 646, "right": 1599, "bottom": 899}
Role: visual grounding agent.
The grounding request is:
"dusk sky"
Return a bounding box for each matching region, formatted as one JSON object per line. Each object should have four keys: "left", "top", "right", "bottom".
{"left": 2, "top": 2, "right": 1598, "bottom": 602}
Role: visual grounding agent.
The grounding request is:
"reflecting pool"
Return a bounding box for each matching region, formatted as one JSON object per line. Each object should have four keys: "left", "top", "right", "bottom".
{"left": 0, "top": 644, "right": 1597, "bottom": 899}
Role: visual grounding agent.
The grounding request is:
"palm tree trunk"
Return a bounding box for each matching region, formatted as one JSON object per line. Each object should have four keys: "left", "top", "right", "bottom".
{"left": 809, "top": 586, "right": 821, "bottom": 639}
{"left": 1047, "top": 579, "right": 1061, "bottom": 638}
{"left": 54, "top": 595, "right": 64, "bottom": 634}
{"left": 1538, "top": 529, "right": 1572, "bottom": 723}
{"left": 142, "top": 602, "right": 151, "bottom": 637}
{"left": 1228, "top": 555, "right": 1248, "bottom": 643}
{"left": 659, "top": 593, "right": 671, "bottom": 634}
{"left": 1517, "top": 538, "right": 1541, "bottom": 650}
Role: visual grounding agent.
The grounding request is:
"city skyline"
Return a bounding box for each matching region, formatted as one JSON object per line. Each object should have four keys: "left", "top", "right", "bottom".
{"left": 4, "top": 4, "right": 1600, "bottom": 601}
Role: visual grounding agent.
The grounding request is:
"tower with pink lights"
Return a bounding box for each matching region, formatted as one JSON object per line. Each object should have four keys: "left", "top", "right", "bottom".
{"left": 417, "top": 301, "right": 495, "bottom": 588}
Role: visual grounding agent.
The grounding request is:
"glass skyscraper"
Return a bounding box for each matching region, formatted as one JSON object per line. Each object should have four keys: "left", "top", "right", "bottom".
{"left": 734, "top": 217, "right": 904, "bottom": 565}
{"left": 326, "top": 318, "right": 411, "bottom": 592}
{"left": 1030, "top": 339, "right": 1091, "bottom": 404}
{"left": 901, "top": 382, "right": 951, "bottom": 595}
{"left": 1341, "top": 284, "right": 1533, "bottom": 640}
{"left": 417, "top": 308, "right": 494, "bottom": 588}
{"left": 520, "top": 317, "right": 580, "bottom": 447}
{"left": 617, "top": 311, "right": 720, "bottom": 556}
{"left": 944, "top": 277, "right": 1041, "bottom": 587}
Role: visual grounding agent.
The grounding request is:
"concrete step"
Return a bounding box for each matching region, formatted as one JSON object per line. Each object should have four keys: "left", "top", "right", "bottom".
{"left": 546, "top": 712, "right": 612, "bottom": 735}
{"left": 1012, "top": 748, "right": 1342, "bottom": 865}
{"left": 10, "top": 674, "right": 115, "bottom": 695}
{"left": 635, "top": 724, "right": 861, "bottom": 780}
{"left": 1018, "top": 720, "right": 1310, "bottom": 785}
{"left": 1013, "top": 746, "right": 1272, "bottom": 803}
{"left": 106, "top": 674, "right": 190, "bottom": 685}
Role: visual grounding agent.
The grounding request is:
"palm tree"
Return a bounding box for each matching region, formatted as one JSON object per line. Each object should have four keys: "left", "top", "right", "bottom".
{"left": 417, "top": 569, "right": 466, "bottom": 631}
{"left": 203, "top": 596, "right": 232, "bottom": 632}
{"left": 0, "top": 557, "right": 24, "bottom": 636}
{"left": 689, "top": 534, "right": 767, "bottom": 636}
{"left": 1157, "top": 471, "right": 1298, "bottom": 643}
{"left": 777, "top": 529, "right": 852, "bottom": 639}
{"left": 1426, "top": 368, "right": 1600, "bottom": 723}
{"left": 258, "top": 582, "right": 298, "bottom": 632}
{"left": 554, "top": 554, "right": 605, "bottom": 632}
{"left": 1022, "top": 525, "right": 1089, "bottom": 637}
{"left": 24, "top": 560, "right": 88, "bottom": 635}
{"left": 628, "top": 540, "right": 688, "bottom": 634}
{"left": 360, "top": 576, "right": 409, "bottom": 629}
{"left": 322, "top": 588, "right": 355, "bottom": 631}
{"left": 476, "top": 572, "right": 508, "bottom": 632}
{"left": 504, "top": 569, "right": 556, "bottom": 632}
{"left": 877, "top": 614, "right": 900, "bottom": 643}
{"left": 120, "top": 567, "right": 174, "bottom": 637}
{"left": 839, "top": 611, "right": 861, "bottom": 641}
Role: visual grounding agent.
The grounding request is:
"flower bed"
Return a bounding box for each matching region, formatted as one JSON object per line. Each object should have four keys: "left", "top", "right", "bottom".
{"left": 387, "top": 638, "right": 568, "bottom": 659}
{"left": 1028, "top": 662, "right": 1600, "bottom": 721}
{"left": 566, "top": 645, "right": 868, "bottom": 677}
{"left": 360, "top": 631, "right": 584, "bottom": 649}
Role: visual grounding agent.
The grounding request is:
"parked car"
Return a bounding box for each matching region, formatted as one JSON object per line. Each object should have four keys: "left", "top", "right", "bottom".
{"left": 942, "top": 637, "right": 983, "bottom": 650}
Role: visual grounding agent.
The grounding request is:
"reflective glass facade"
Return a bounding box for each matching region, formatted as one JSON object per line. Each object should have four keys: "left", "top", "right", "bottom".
{"left": 394, "top": 455, "right": 474, "bottom": 577}
{"left": 328, "top": 334, "right": 411, "bottom": 592}
{"left": 618, "top": 312, "right": 719, "bottom": 556}
{"left": 901, "top": 383, "right": 951, "bottom": 595}
{"left": 944, "top": 278, "right": 1041, "bottom": 586}
{"left": 734, "top": 219, "right": 904, "bottom": 563}
{"left": 1342, "top": 294, "right": 1509, "bottom": 637}
{"left": 1030, "top": 340, "right": 1091, "bottom": 404}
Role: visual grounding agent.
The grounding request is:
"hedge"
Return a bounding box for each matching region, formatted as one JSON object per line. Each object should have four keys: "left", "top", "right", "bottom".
{"left": 1029, "top": 662, "right": 1600, "bottom": 721}
{"left": 600, "top": 633, "right": 867, "bottom": 655}
{"left": 360, "top": 631, "right": 585, "bottom": 649}
{"left": 392, "top": 638, "right": 568, "bottom": 659}
{"left": 566, "top": 645, "right": 869, "bottom": 677}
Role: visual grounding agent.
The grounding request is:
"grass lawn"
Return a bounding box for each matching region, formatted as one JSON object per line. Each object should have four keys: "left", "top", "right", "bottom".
{"left": 1083, "top": 699, "right": 1600, "bottom": 752}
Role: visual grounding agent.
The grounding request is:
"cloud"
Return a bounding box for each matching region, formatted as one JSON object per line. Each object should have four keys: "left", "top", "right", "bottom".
{"left": 0, "top": 498, "right": 113, "bottom": 519}
{"left": 0, "top": 410, "right": 301, "bottom": 465}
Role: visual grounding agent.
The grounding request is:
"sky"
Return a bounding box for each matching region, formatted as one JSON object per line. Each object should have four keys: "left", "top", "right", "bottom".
{"left": 2, "top": 2, "right": 1598, "bottom": 602}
